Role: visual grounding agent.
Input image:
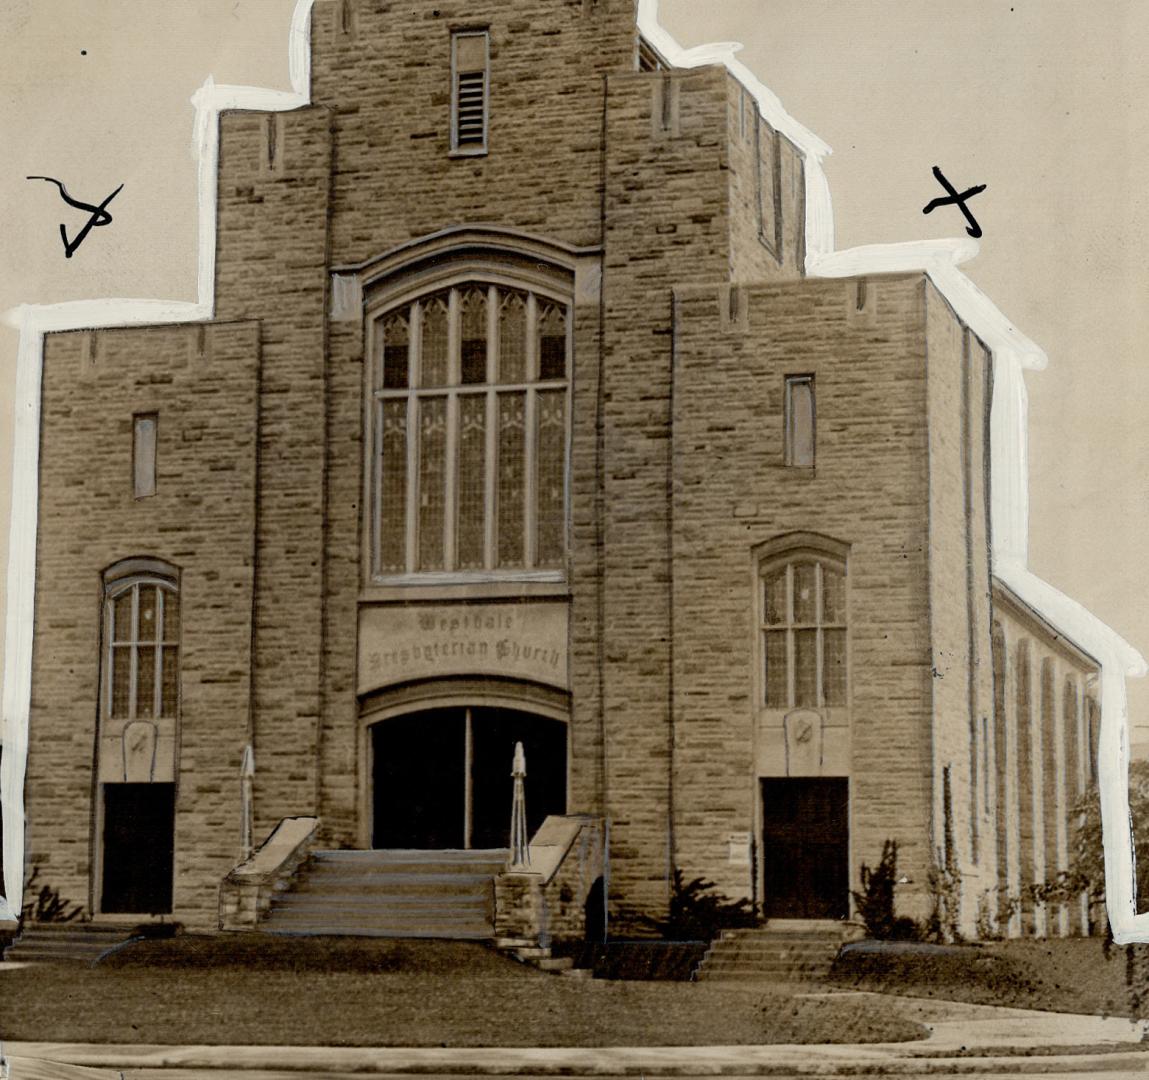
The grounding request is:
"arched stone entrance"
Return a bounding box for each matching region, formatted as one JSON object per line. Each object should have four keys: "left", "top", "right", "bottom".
{"left": 370, "top": 704, "right": 567, "bottom": 850}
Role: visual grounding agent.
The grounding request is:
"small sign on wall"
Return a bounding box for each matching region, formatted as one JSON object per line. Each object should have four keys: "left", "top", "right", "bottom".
{"left": 727, "top": 831, "right": 752, "bottom": 866}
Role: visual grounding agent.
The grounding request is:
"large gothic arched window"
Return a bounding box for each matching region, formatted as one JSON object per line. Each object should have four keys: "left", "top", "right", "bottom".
{"left": 370, "top": 281, "right": 570, "bottom": 581}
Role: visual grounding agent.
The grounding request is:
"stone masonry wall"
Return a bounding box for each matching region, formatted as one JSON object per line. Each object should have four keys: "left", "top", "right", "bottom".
{"left": 309, "top": 0, "right": 638, "bottom": 264}
{"left": 598, "top": 65, "right": 733, "bottom": 928}
{"left": 993, "top": 588, "right": 1097, "bottom": 936}
{"left": 213, "top": 105, "right": 334, "bottom": 841}
{"left": 967, "top": 333, "right": 996, "bottom": 926}
{"left": 28, "top": 322, "right": 260, "bottom": 926}
{"left": 924, "top": 282, "right": 997, "bottom": 936}
{"left": 725, "top": 74, "right": 805, "bottom": 284}
{"left": 670, "top": 275, "right": 936, "bottom": 913}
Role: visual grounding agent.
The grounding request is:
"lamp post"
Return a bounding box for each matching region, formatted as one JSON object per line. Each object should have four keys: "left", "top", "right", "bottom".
{"left": 510, "top": 741, "right": 530, "bottom": 869}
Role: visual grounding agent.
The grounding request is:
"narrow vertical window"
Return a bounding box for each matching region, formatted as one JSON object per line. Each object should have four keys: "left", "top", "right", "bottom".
{"left": 784, "top": 376, "right": 815, "bottom": 468}
{"left": 105, "top": 571, "right": 180, "bottom": 726}
{"left": 451, "top": 30, "right": 489, "bottom": 155}
{"left": 133, "top": 413, "right": 157, "bottom": 499}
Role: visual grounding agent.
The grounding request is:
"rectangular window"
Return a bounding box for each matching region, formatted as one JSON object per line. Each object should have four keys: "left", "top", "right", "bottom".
{"left": 784, "top": 376, "right": 815, "bottom": 468}
{"left": 133, "top": 414, "right": 157, "bottom": 498}
{"left": 451, "top": 30, "right": 489, "bottom": 155}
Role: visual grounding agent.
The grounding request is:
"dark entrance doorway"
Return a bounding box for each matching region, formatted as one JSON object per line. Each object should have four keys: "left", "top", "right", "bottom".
{"left": 760, "top": 777, "right": 848, "bottom": 919}
{"left": 372, "top": 706, "right": 567, "bottom": 850}
{"left": 101, "top": 782, "right": 175, "bottom": 914}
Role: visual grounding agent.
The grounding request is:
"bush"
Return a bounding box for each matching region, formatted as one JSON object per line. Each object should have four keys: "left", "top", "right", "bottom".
{"left": 1064, "top": 761, "right": 1149, "bottom": 911}
{"left": 20, "top": 865, "right": 83, "bottom": 925}
{"left": 642, "top": 869, "right": 757, "bottom": 942}
{"left": 851, "top": 840, "right": 918, "bottom": 941}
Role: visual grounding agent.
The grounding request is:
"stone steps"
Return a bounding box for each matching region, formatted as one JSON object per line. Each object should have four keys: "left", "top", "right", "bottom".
{"left": 260, "top": 849, "right": 505, "bottom": 941}
{"left": 289, "top": 873, "right": 497, "bottom": 895}
{"left": 693, "top": 925, "right": 847, "bottom": 983}
{"left": 3, "top": 922, "right": 135, "bottom": 964}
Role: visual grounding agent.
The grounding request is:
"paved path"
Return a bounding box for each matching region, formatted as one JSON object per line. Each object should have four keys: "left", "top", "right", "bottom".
{"left": 6, "top": 994, "right": 1148, "bottom": 1077}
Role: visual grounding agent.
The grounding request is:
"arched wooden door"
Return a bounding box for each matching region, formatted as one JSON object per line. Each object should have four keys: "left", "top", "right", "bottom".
{"left": 371, "top": 706, "right": 567, "bottom": 850}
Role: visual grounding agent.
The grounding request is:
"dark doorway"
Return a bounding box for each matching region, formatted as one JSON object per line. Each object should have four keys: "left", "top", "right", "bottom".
{"left": 372, "top": 706, "right": 567, "bottom": 850}
{"left": 373, "top": 710, "right": 466, "bottom": 848}
{"left": 760, "top": 777, "right": 848, "bottom": 920}
{"left": 101, "top": 783, "right": 175, "bottom": 914}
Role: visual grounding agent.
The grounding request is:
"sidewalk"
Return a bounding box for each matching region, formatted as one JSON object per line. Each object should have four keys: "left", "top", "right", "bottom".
{"left": 6, "top": 995, "right": 1148, "bottom": 1076}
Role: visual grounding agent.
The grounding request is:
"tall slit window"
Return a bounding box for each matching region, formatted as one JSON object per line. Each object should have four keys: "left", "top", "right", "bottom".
{"left": 451, "top": 30, "right": 489, "bottom": 155}
{"left": 105, "top": 575, "right": 180, "bottom": 722}
{"left": 784, "top": 375, "right": 815, "bottom": 468}
{"left": 133, "top": 414, "right": 157, "bottom": 499}
{"left": 761, "top": 553, "right": 847, "bottom": 710}
{"left": 371, "top": 282, "right": 570, "bottom": 579}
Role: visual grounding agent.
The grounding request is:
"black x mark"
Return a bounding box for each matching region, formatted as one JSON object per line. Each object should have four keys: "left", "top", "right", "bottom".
{"left": 922, "top": 166, "right": 986, "bottom": 239}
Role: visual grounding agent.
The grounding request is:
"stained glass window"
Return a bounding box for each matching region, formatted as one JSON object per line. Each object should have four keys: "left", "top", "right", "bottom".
{"left": 372, "top": 282, "right": 570, "bottom": 577}
{"left": 105, "top": 578, "right": 179, "bottom": 724}
{"left": 761, "top": 555, "right": 848, "bottom": 710}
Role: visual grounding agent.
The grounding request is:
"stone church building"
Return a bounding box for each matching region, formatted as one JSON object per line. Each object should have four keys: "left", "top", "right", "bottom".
{"left": 0, "top": 0, "right": 1134, "bottom": 944}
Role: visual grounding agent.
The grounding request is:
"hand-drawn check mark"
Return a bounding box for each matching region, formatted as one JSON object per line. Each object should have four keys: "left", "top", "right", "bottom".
{"left": 922, "top": 165, "right": 986, "bottom": 239}
{"left": 26, "top": 175, "right": 124, "bottom": 258}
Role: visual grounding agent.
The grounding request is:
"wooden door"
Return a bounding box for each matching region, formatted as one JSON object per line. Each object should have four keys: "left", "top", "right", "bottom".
{"left": 101, "top": 782, "right": 175, "bottom": 914}
{"left": 760, "top": 777, "right": 849, "bottom": 919}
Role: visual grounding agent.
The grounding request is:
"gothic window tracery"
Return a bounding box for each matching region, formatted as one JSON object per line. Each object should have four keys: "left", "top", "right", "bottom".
{"left": 371, "top": 282, "right": 570, "bottom": 580}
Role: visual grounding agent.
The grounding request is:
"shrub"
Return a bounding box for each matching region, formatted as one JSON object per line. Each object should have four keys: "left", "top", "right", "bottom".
{"left": 1064, "top": 760, "right": 1149, "bottom": 911}
{"left": 20, "top": 865, "right": 83, "bottom": 925}
{"left": 852, "top": 840, "right": 918, "bottom": 941}
{"left": 642, "top": 868, "right": 757, "bottom": 942}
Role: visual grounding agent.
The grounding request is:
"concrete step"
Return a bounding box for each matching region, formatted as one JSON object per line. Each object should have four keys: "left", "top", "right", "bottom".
{"left": 267, "top": 904, "right": 491, "bottom": 923}
{"left": 6, "top": 930, "right": 129, "bottom": 947}
{"left": 261, "top": 849, "right": 502, "bottom": 942}
{"left": 701, "top": 948, "right": 837, "bottom": 959}
{"left": 10, "top": 921, "right": 131, "bottom": 935}
{"left": 706, "top": 939, "right": 840, "bottom": 952}
{"left": 722, "top": 921, "right": 847, "bottom": 935}
{"left": 287, "top": 873, "right": 495, "bottom": 895}
{"left": 311, "top": 851, "right": 506, "bottom": 874}
{"left": 271, "top": 893, "right": 490, "bottom": 911}
{"left": 696, "top": 968, "right": 827, "bottom": 983}
{"left": 4, "top": 924, "right": 136, "bottom": 964}
{"left": 264, "top": 907, "right": 493, "bottom": 928}
{"left": 699, "top": 958, "right": 836, "bottom": 973}
{"left": 694, "top": 928, "right": 845, "bottom": 985}
{"left": 263, "top": 924, "right": 494, "bottom": 940}
{"left": 715, "top": 932, "right": 846, "bottom": 945}
{"left": 5, "top": 944, "right": 119, "bottom": 962}
{"left": 6, "top": 936, "right": 116, "bottom": 951}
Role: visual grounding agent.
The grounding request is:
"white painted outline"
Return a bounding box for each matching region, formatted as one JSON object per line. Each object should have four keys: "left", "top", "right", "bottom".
{"left": 2, "top": 0, "right": 1144, "bottom": 941}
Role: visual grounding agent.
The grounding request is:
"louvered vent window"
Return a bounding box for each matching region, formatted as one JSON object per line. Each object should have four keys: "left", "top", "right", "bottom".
{"left": 452, "top": 31, "right": 489, "bottom": 155}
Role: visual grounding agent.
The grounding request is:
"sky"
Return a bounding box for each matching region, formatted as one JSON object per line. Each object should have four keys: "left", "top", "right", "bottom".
{"left": 1, "top": 0, "right": 1147, "bottom": 749}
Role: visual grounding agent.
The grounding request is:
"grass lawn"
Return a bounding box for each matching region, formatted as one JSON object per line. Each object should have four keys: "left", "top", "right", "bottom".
{"left": 0, "top": 935, "right": 925, "bottom": 1047}
{"left": 832, "top": 936, "right": 1149, "bottom": 1018}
